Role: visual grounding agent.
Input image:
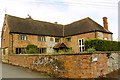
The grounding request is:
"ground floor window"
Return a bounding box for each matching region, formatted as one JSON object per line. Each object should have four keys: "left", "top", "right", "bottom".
{"left": 78, "top": 39, "right": 85, "bottom": 52}
{"left": 16, "top": 48, "right": 26, "bottom": 54}
{"left": 38, "top": 48, "right": 46, "bottom": 53}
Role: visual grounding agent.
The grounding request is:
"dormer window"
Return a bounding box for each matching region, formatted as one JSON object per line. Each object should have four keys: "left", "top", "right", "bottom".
{"left": 18, "top": 34, "right": 27, "bottom": 40}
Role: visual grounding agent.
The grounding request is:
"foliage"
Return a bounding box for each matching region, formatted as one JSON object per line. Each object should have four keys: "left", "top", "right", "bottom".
{"left": 86, "top": 47, "right": 96, "bottom": 53}
{"left": 57, "top": 48, "right": 73, "bottom": 53}
{"left": 84, "top": 39, "right": 120, "bottom": 51}
{"left": 58, "top": 50, "right": 65, "bottom": 53}
{"left": 26, "top": 44, "right": 39, "bottom": 54}
{"left": 66, "top": 48, "right": 73, "bottom": 52}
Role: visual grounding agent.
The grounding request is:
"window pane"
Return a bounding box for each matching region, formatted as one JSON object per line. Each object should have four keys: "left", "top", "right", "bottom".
{"left": 79, "top": 39, "right": 85, "bottom": 52}
{"left": 79, "top": 40, "right": 81, "bottom": 45}
{"left": 16, "top": 48, "right": 19, "bottom": 54}
{"left": 38, "top": 36, "right": 45, "bottom": 42}
{"left": 18, "top": 35, "right": 21, "bottom": 40}
{"left": 18, "top": 35, "right": 26, "bottom": 40}
{"left": 50, "top": 37, "right": 53, "bottom": 41}
{"left": 82, "top": 47, "right": 85, "bottom": 51}
{"left": 80, "top": 47, "right": 81, "bottom": 52}
{"left": 55, "top": 38, "right": 59, "bottom": 42}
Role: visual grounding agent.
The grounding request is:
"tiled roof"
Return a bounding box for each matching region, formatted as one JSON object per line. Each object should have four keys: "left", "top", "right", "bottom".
{"left": 6, "top": 14, "right": 113, "bottom": 37}
{"left": 53, "top": 42, "right": 68, "bottom": 48}
{"left": 64, "top": 17, "right": 112, "bottom": 36}
{"left": 7, "top": 14, "right": 63, "bottom": 37}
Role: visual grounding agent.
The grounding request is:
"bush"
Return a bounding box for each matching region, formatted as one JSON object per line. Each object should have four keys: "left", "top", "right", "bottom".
{"left": 66, "top": 48, "right": 73, "bottom": 52}
{"left": 86, "top": 47, "right": 96, "bottom": 53}
{"left": 85, "top": 39, "right": 120, "bottom": 51}
{"left": 26, "top": 44, "right": 39, "bottom": 54}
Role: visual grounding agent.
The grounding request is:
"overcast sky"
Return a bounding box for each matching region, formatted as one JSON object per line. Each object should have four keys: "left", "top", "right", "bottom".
{"left": 0, "top": 0, "right": 119, "bottom": 44}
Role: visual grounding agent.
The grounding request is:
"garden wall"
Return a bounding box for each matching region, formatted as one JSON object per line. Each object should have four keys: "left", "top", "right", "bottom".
{"left": 107, "top": 52, "right": 120, "bottom": 73}
{"left": 8, "top": 53, "right": 112, "bottom": 78}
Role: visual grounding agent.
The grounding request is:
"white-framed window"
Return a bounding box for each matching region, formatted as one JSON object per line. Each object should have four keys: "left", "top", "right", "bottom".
{"left": 78, "top": 39, "right": 85, "bottom": 52}
{"left": 18, "top": 35, "right": 27, "bottom": 40}
{"left": 38, "top": 36, "right": 45, "bottom": 42}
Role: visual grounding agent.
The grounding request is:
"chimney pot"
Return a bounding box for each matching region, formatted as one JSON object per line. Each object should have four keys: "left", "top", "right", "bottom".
{"left": 103, "top": 17, "right": 108, "bottom": 30}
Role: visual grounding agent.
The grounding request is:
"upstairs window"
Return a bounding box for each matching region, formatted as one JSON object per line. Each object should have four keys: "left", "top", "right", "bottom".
{"left": 38, "top": 36, "right": 45, "bottom": 42}
{"left": 50, "top": 37, "right": 54, "bottom": 41}
{"left": 18, "top": 35, "right": 27, "bottom": 40}
{"left": 55, "top": 37, "right": 60, "bottom": 42}
{"left": 66, "top": 37, "right": 71, "bottom": 42}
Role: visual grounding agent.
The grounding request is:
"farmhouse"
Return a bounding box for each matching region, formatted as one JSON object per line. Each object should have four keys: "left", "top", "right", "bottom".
{"left": 1, "top": 14, "right": 113, "bottom": 56}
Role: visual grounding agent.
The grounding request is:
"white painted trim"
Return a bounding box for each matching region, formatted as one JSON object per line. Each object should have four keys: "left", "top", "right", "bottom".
{"left": 78, "top": 38, "right": 85, "bottom": 52}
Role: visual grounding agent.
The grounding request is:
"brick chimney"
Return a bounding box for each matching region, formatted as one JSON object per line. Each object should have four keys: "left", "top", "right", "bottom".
{"left": 103, "top": 17, "right": 108, "bottom": 30}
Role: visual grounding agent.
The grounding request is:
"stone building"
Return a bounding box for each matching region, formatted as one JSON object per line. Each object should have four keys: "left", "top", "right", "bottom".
{"left": 1, "top": 14, "right": 112, "bottom": 56}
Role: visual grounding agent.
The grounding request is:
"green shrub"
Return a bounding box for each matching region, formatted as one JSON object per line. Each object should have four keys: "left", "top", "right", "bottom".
{"left": 85, "top": 39, "right": 120, "bottom": 51}
{"left": 26, "top": 44, "right": 39, "bottom": 54}
{"left": 86, "top": 47, "right": 96, "bottom": 53}
{"left": 66, "top": 48, "right": 73, "bottom": 52}
{"left": 58, "top": 50, "right": 65, "bottom": 53}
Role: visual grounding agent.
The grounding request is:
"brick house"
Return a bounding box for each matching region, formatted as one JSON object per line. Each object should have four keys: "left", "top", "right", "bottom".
{"left": 1, "top": 14, "right": 112, "bottom": 57}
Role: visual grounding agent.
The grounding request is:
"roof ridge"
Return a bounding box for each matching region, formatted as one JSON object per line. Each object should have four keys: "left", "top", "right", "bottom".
{"left": 6, "top": 14, "right": 63, "bottom": 26}
{"left": 64, "top": 17, "right": 91, "bottom": 26}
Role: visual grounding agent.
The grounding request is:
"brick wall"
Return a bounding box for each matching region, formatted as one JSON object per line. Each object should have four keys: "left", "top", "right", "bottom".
{"left": 64, "top": 32, "right": 112, "bottom": 53}
{"left": 1, "top": 22, "right": 9, "bottom": 48}
{"left": 8, "top": 53, "right": 108, "bottom": 78}
{"left": 11, "top": 34, "right": 48, "bottom": 53}
{"left": 64, "top": 32, "right": 96, "bottom": 53}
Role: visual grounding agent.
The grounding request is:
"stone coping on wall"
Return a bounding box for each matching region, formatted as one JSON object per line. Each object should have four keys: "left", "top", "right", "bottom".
{"left": 10, "top": 51, "right": 120, "bottom": 56}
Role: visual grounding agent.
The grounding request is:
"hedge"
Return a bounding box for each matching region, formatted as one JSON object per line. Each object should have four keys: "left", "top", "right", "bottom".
{"left": 84, "top": 39, "right": 120, "bottom": 51}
